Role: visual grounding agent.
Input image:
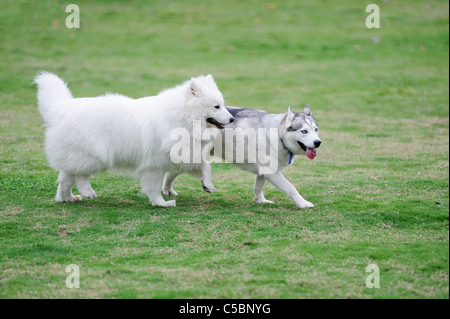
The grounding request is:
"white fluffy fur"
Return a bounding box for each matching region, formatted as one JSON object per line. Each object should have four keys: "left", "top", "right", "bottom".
{"left": 34, "top": 72, "right": 233, "bottom": 206}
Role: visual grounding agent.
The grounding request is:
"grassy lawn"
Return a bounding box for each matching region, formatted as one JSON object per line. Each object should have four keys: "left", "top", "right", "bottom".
{"left": 0, "top": 0, "right": 448, "bottom": 298}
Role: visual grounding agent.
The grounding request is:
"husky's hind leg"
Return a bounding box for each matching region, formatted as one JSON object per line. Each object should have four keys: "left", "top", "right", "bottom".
{"left": 254, "top": 174, "right": 274, "bottom": 204}
{"left": 162, "top": 172, "right": 179, "bottom": 197}
{"left": 76, "top": 175, "right": 97, "bottom": 199}
{"left": 141, "top": 171, "right": 176, "bottom": 207}
{"left": 55, "top": 171, "right": 82, "bottom": 202}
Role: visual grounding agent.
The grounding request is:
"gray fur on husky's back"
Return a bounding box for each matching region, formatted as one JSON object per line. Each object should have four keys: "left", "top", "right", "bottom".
{"left": 226, "top": 106, "right": 318, "bottom": 131}
{"left": 226, "top": 106, "right": 282, "bottom": 126}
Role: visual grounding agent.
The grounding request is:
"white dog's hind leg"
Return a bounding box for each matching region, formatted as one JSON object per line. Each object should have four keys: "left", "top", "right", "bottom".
{"left": 55, "top": 171, "right": 82, "bottom": 202}
{"left": 254, "top": 174, "right": 274, "bottom": 204}
{"left": 141, "top": 171, "right": 176, "bottom": 207}
{"left": 162, "top": 172, "right": 179, "bottom": 197}
{"left": 265, "top": 173, "right": 314, "bottom": 208}
{"left": 76, "top": 175, "right": 97, "bottom": 199}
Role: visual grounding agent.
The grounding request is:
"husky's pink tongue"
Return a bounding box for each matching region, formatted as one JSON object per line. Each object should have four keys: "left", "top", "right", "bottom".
{"left": 306, "top": 147, "right": 316, "bottom": 160}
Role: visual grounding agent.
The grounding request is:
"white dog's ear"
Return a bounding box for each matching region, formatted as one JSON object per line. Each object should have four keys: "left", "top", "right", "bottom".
{"left": 190, "top": 79, "right": 202, "bottom": 97}
{"left": 286, "top": 106, "right": 295, "bottom": 126}
{"left": 206, "top": 74, "right": 218, "bottom": 88}
{"left": 303, "top": 104, "right": 312, "bottom": 115}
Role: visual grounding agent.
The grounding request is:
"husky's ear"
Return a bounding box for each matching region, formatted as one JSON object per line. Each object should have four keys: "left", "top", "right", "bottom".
{"left": 303, "top": 104, "right": 312, "bottom": 116}
{"left": 190, "top": 79, "right": 202, "bottom": 97}
{"left": 286, "top": 106, "right": 295, "bottom": 126}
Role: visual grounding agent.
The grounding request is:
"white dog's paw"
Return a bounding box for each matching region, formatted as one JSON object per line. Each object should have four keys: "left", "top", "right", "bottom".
{"left": 202, "top": 183, "right": 216, "bottom": 193}
{"left": 81, "top": 190, "right": 97, "bottom": 199}
{"left": 297, "top": 200, "right": 314, "bottom": 209}
{"left": 162, "top": 200, "right": 176, "bottom": 207}
{"left": 163, "top": 188, "right": 178, "bottom": 197}
{"left": 255, "top": 198, "right": 274, "bottom": 204}
{"left": 56, "top": 194, "right": 82, "bottom": 202}
{"left": 153, "top": 199, "right": 176, "bottom": 207}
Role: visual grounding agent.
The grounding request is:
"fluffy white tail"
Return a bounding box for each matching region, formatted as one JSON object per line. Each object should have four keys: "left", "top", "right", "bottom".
{"left": 34, "top": 72, "right": 73, "bottom": 124}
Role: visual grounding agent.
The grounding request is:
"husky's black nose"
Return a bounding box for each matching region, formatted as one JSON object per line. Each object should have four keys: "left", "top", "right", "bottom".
{"left": 229, "top": 117, "right": 235, "bottom": 123}
{"left": 314, "top": 140, "right": 322, "bottom": 148}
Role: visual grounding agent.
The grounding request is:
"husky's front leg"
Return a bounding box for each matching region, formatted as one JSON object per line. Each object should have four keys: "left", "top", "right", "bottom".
{"left": 265, "top": 173, "right": 314, "bottom": 208}
{"left": 254, "top": 174, "right": 274, "bottom": 204}
{"left": 141, "top": 171, "right": 176, "bottom": 207}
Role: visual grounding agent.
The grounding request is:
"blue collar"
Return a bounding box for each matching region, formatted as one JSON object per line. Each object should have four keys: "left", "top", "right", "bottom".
{"left": 280, "top": 137, "right": 294, "bottom": 165}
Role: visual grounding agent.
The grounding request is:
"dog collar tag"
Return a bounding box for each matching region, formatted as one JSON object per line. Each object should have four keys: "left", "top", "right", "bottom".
{"left": 288, "top": 152, "right": 293, "bottom": 165}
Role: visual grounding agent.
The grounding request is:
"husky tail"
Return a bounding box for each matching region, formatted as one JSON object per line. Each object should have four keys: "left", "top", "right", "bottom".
{"left": 34, "top": 72, "right": 73, "bottom": 125}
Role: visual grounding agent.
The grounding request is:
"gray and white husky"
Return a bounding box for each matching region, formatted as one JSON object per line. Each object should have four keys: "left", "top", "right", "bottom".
{"left": 163, "top": 104, "right": 321, "bottom": 208}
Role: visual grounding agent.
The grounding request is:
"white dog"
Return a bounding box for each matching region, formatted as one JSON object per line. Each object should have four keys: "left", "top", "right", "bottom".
{"left": 34, "top": 72, "right": 234, "bottom": 207}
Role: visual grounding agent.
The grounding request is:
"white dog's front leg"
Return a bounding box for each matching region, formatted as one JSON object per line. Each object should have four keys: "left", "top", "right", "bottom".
{"left": 55, "top": 171, "right": 82, "bottom": 202}
{"left": 141, "top": 171, "right": 176, "bottom": 207}
{"left": 254, "top": 174, "right": 274, "bottom": 204}
{"left": 265, "top": 173, "right": 314, "bottom": 208}
{"left": 162, "top": 172, "right": 179, "bottom": 197}
{"left": 200, "top": 162, "right": 215, "bottom": 193}
{"left": 76, "top": 175, "right": 97, "bottom": 199}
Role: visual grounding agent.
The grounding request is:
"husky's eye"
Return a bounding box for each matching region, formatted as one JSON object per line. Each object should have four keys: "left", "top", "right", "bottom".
{"left": 288, "top": 126, "right": 295, "bottom": 132}
{"left": 301, "top": 130, "right": 308, "bottom": 134}
{"left": 315, "top": 128, "right": 319, "bottom": 132}
{"left": 214, "top": 105, "right": 220, "bottom": 109}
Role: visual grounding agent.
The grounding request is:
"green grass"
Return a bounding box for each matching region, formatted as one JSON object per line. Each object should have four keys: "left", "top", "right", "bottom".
{"left": 0, "top": 0, "right": 448, "bottom": 298}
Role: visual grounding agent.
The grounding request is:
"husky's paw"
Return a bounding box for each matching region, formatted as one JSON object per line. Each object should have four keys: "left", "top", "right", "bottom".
{"left": 163, "top": 188, "right": 178, "bottom": 197}
{"left": 255, "top": 198, "right": 274, "bottom": 204}
{"left": 297, "top": 200, "right": 314, "bottom": 209}
{"left": 81, "top": 190, "right": 97, "bottom": 199}
{"left": 153, "top": 200, "right": 176, "bottom": 207}
{"left": 202, "top": 183, "right": 216, "bottom": 193}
